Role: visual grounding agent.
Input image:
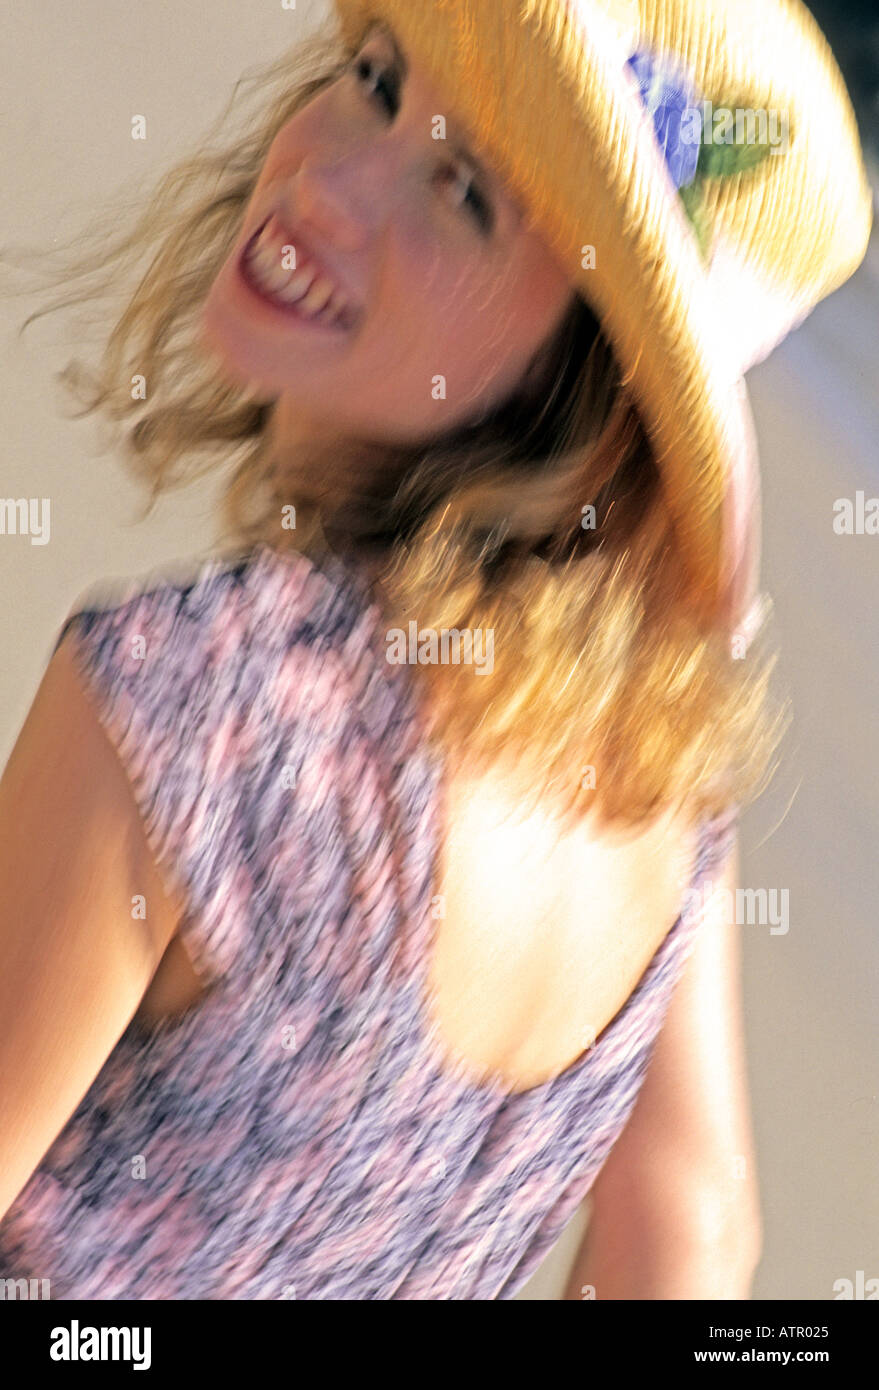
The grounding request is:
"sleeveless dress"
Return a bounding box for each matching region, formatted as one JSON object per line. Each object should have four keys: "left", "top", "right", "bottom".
{"left": 0, "top": 541, "right": 737, "bottom": 1300}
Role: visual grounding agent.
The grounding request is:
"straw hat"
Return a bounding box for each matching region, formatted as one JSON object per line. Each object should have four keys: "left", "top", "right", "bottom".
{"left": 333, "top": 0, "right": 872, "bottom": 637}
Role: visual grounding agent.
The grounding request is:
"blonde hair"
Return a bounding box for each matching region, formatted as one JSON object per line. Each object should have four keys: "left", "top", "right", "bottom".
{"left": 5, "top": 19, "right": 788, "bottom": 833}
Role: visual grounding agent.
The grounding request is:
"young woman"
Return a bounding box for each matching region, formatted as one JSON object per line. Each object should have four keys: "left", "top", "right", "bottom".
{"left": 0, "top": 1, "right": 870, "bottom": 1298}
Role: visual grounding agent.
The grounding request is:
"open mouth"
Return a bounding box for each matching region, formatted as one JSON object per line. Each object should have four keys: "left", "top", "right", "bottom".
{"left": 237, "top": 215, "right": 357, "bottom": 331}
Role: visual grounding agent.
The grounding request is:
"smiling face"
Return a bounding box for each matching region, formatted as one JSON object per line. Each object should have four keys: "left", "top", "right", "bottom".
{"left": 201, "top": 21, "right": 576, "bottom": 457}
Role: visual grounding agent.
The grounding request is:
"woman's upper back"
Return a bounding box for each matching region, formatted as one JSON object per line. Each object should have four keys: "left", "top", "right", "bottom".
{"left": 423, "top": 754, "right": 699, "bottom": 1093}
{"left": 0, "top": 541, "right": 735, "bottom": 1298}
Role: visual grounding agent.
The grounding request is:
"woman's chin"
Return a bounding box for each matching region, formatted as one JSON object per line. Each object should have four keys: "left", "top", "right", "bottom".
{"left": 197, "top": 299, "right": 279, "bottom": 402}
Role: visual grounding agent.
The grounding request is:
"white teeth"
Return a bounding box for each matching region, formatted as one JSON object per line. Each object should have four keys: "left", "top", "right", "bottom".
{"left": 246, "top": 218, "right": 351, "bottom": 325}
{"left": 253, "top": 239, "right": 303, "bottom": 294}
{"left": 299, "top": 277, "right": 335, "bottom": 313}
{"left": 275, "top": 267, "right": 319, "bottom": 303}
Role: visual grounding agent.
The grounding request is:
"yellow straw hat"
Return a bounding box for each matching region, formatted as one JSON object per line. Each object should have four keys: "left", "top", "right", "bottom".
{"left": 333, "top": 0, "right": 872, "bottom": 635}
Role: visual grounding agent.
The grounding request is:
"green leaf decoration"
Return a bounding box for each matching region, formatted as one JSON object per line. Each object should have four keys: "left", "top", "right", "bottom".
{"left": 695, "top": 92, "right": 783, "bottom": 181}
{"left": 675, "top": 93, "right": 785, "bottom": 262}
{"left": 696, "top": 137, "right": 775, "bottom": 180}
{"left": 678, "top": 182, "right": 713, "bottom": 260}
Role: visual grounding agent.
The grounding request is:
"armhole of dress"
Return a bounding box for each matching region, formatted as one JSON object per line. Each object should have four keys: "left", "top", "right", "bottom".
{"left": 50, "top": 573, "right": 248, "bottom": 991}
{"left": 56, "top": 621, "right": 202, "bottom": 965}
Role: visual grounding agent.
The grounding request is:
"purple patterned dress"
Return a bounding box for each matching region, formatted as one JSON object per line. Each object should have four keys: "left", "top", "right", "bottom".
{"left": 0, "top": 542, "right": 736, "bottom": 1299}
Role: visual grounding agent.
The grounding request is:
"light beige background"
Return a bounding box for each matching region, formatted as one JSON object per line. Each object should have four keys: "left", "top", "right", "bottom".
{"left": 1, "top": 2, "right": 877, "bottom": 1300}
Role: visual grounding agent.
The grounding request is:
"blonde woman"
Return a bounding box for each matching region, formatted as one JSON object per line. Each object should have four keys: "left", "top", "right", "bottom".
{"left": 0, "top": 1, "right": 870, "bottom": 1299}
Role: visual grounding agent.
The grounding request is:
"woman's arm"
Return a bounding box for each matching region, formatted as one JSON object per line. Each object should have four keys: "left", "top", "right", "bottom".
{"left": 562, "top": 829, "right": 763, "bottom": 1299}
{"left": 0, "top": 637, "right": 184, "bottom": 1224}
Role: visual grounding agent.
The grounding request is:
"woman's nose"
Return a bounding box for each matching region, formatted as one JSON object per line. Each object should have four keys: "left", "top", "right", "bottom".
{"left": 292, "top": 140, "right": 407, "bottom": 253}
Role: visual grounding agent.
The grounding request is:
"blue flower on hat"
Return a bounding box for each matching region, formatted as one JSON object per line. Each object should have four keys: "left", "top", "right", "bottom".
{"left": 626, "top": 47, "right": 781, "bottom": 260}
{"left": 625, "top": 48, "right": 702, "bottom": 190}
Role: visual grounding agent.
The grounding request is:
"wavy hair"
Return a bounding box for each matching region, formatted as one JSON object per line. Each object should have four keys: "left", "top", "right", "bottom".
{"left": 4, "top": 19, "right": 789, "bottom": 833}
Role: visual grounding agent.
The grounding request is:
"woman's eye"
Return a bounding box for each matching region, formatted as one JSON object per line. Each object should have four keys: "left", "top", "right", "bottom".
{"left": 436, "top": 165, "right": 494, "bottom": 235}
{"left": 351, "top": 53, "right": 399, "bottom": 117}
{"left": 349, "top": 48, "right": 495, "bottom": 236}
